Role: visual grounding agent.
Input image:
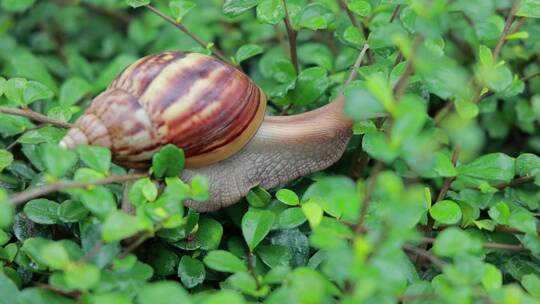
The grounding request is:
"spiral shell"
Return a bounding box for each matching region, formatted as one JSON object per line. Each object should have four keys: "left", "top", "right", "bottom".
{"left": 59, "top": 51, "right": 266, "bottom": 168}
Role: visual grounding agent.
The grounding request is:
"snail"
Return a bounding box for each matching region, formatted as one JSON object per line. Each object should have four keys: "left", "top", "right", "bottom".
{"left": 60, "top": 51, "right": 353, "bottom": 212}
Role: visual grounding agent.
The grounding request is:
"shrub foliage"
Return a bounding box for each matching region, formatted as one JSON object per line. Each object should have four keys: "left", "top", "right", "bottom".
{"left": 1, "top": 0, "right": 540, "bottom": 303}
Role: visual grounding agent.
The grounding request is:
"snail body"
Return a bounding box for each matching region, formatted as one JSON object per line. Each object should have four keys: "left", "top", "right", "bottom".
{"left": 61, "top": 51, "right": 353, "bottom": 212}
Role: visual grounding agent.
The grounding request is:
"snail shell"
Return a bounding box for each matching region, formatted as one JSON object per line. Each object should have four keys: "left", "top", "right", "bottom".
{"left": 60, "top": 51, "right": 267, "bottom": 168}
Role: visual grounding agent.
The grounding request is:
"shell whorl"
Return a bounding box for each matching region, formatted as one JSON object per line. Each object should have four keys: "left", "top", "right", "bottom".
{"left": 59, "top": 51, "right": 266, "bottom": 168}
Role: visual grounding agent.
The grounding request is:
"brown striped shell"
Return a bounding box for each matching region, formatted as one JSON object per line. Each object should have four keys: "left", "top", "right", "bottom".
{"left": 59, "top": 51, "right": 267, "bottom": 168}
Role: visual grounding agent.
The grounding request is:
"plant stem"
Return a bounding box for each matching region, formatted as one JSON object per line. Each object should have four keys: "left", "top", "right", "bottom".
{"left": 393, "top": 36, "right": 422, "bottom": 100}
{"left": 0, "top": 106, "right": 73, "bottom": 129}
{"left": 345, "top": 44, "right": 370, "bottom": 86}
{"left": 416, "top": 148, "right": 459, "bottom": 269}
{"left": 421, "top": 237, "right": 528, "bottom": 252}
{"left": 8, "top": 173, "right": 148, "bottom": 206}
{"left": 282, "top": 0, "right": 299, "bottom": 73}
{"left": 145, "top": 5, "right": 229, "bottom": 64}
{"left": 356, "top": 161, "right": 383, "bottom": 233}
{"left": 494, "top": 175, "right": 535, "bottom": 189}
{"left": 390, "top": 5, "right": 402, "bottom": 23}
{"left": 493, "top": 0, "right": 521, "bottom": 61}
{"left": 403, "top": 244, "right": 446, "bottom": 269}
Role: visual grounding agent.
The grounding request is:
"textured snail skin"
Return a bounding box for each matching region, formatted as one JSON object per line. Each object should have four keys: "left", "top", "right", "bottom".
{"left": 182, "top": 96, "right": 352, "bottom": 212}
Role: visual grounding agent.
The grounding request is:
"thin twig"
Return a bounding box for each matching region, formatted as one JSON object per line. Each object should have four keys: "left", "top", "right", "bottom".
{"left": 119, "top": 231, "right": 153, "bottom": 259}
{"left": 392, "top": 36, "right": 422, "bottom": 100}
{"left": 144, "top": 5, "right": 229, "bottom": 64}
{"left": 282, "top": 0, "right": 299, "bottom": 73}
{"left": 403, "top": 244, "right": 446, "bottom": 269}
{"left": 522, "top": 71, "right": 540, "bottom": 82}
{"left": 390, "top": 5, "right": 402, "bottom": 23}
{"left": 494, "top": 175, "right": 535, "bottom": 189}
{"left": 6, "top": 123, "right": 47, "bottom": 150}
{"left": 8, "top": 173, "right": 148, "bottom": 205}
{"left": 416, "top": 148, "right": 459, "bottom": 269}
{"left": 422, "top": 237, "right": 528, "bottom": 252}
{"left": 246, "top": 250, "right": 261, "bottom": 290}
{"left": 345, "top": 44, "right": 370, "bottom": 86}
{"left": 0, "top": 106, "right": 73, "bottom": 129}
{"left": 493, "top": 0, "right": 521, "bottom": 61}
{"left": 356, "top": 161, "right": 383, "bottom": 233}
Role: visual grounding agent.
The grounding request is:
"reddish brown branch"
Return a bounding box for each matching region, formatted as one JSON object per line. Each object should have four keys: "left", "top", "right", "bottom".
{"left": 0, "top": 106, "right": 73, "bottom": 129}
{"left": 9, "top": 173, "right": 148, "bottom": 206}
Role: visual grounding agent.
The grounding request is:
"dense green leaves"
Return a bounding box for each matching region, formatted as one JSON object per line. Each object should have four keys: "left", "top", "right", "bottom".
{"left": 1, "top": 1, "right": 540, "bottom": 303}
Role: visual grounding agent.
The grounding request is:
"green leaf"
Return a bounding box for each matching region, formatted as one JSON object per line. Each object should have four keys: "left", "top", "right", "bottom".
{"left": 246, "top": 186, "right": 272, "bottom": 208}
{"left": 455, "top": 98, "right": 479, "bottom": 119}
{"left": 1, "top": 0, "right": 35, "bottom": 12}
{"left": 189, "top": 175, "right": 209, "bottom": 201}
{"left": 508, "top": 211, "right": 538, "bottom": 236}
{"left": 301, "top": 201, "right": 323, "bottom": 229}
{"left": 9, "top": 51, "right": 58, "bottom": 93}
{"left": 343, "top": 26, "right": 364, "bottom": 46}
{"left": 18, "top": 127, "right": 65, "bottom": 144}
{"left": 169, "top": 0, "right": 196, "bottom": 22}
{"left": 362, "top": 131, "right": 398, "bottom": 162}
{"left": 297, "top": 43, "right": 333, "bottom": 71}
{"left": 433, "top": 227, "right": 482, "bottom": 257}
{"left": 242, "top": 208, "right": 276, "bottom": 252}
{"left": 148, "top": 244, "right": 179, "bottom": 276}
{"left": 277, "top": 208, "right": 306, "bottom": 229}
{"left": 488, "top": 201, "right": 510, "bottom": 224}
{"left": 102, "top": 210, "right": 145, "bottom": 242}
{"left": 203, "top": 250, "right": 247, "bottom": 273}
{"left": 521, "top": 273, "right": 540, "bottom": 298}
{"left": 235, "top": 44, "right": 264, "bottom": 64}
{"left": 458, "top": 153, "right": 515, "bottom": 182}
{"left": 299, "top": 3, "right": 334, "bottom": 30}
{"left": 344, "top": 86, "right": 385, "bottom": 121}
{"left": 291, "top": 67, "right": 330, "bottom": 106}
{"left": 223, "top": 0, "right": 262, "bottom": 17}
{"left": 4, "top": 78, "right": 27, "bottom": 105}
{"left": 64, "top": 263, "right": 100, "bottom": 290}
{"left": 276, "top": 189, "right": 299, "bottom": 206}
{"left": 429, "top": 200, "right": 462, "bottom": 224}
{"left": 76, "top": 145, "right": 111, "bottom": 173}
{"left": 58, "top": 200, "right": 89, "bottom": 223}
{"left": 0, "top": 149, "right": 13, "bottom": 172}
{"left": 434, "top": 152, "right": 458, "bottom": 177}
{"left": 126, "top": 0, "right": 150, "bottom": 8}
{"left": 40, "top": 143, "right": 78, "bottom": 178}
{"left": 137, "top": 281, "right": 192, "bottom": 304}
{"left": 23, "top": 199, "right": 60, "bottom": 225}
{"left": 482, "top": 263, "right": 502, "bottom": 291}
{"left": 0, "top": 191, "right": 14, "bottom": 229}
{"left": 256, "top": 0, "right": 285, "bottom": 25}
{"left": 178, "top": 256, "right": 205, "bottom": 288}
{"left": 41, "top": 242, "right": 70, "bottom": 269}
{"left": 195, "top": 217, "right": 223, "bottom": 250}
{"left": 23, "top": 81, "right": 54, "bottom": 105}
{"left": 517, "top": 0, "right": 540, "bottom": 18}
{"left": 478, "top": 45, "right": 494, "bottom": 66}
{"left": 515, "top": 153, "right": 540, "bottom": 176}
{"left": 0, "top": 271, "right": 19, "bottom": 304}
{"left": 59, "top": 77, "right": 91, "bottom": 106}
{"left": 152, "top": 144, "right": 185, "bottom": 179}
{"left": 0, "top": 77, "right": 5, "bottom": 97}
{"left": 79, "top": 186, "right": 117, "bottom": 219}
{"left": 347, "top": 0, "right": 372, "bottom": 17}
